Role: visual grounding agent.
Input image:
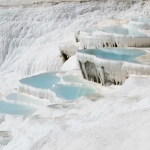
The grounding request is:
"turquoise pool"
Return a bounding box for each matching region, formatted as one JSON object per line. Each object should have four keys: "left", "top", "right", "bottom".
{"left": 0, "top": 101, "right": 37, "bottom": 116}
{"left": 79, "top": 48, "right": 147, "bottom": 63}
{"left": 20, "top": 72, "right": 61, "bottom": 89}
{"left": 62, "top": 75, "right": 87, "bottom": 84}
{"left": 51, "top": 84, "right": 96, "bottom": 100}
{"left": 6, "top": 93, "right": 48, "bottom": 106}
{"left": 101, "top": 26, "right": 147, "bottom": 36}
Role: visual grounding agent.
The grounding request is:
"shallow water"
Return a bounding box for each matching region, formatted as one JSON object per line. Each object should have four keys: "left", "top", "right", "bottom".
{"left": 6, "top": 93, "right": 49, "bottom": 106}
{"left": 20, "top": 72, "right": 60, "bottom": 89}
{"left": 51, "top": 84, "right": 96, "bottom": 100}
{"left": 81, "top": 26, "right": 148, "bottom": 36}
{"left": 62, "top": 75, "right": 87, "bottom": 84}
{"left": 131, "top": 18, "right": 150, "bottom": 23}
{"left": 79, "top": 48, "right": 147, "bottom": 63}
{"left": 101, "top": 26, "right": 147, "bottom": 36}
{"left": 0, "top": 101, "right": 37, "bottom": 115}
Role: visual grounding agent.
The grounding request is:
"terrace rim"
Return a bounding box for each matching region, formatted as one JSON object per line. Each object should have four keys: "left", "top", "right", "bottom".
{"left": 77, "top": 48, "right": 150, "bottom": 86}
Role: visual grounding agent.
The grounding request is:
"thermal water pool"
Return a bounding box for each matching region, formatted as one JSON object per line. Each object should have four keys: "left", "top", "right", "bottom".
{"left": 0, "top": 70, "right": 98, "bottom": 115}
{"left": 79, "top": 48, "right": 147, "bottom": 63}
{"left": 81, "top": 26, "right": 148, "bottom": 36}
{"left": 19, "top": 70, "right": 97, "bottom": 100}
{"left": 20, "top": 72, "right": 61, "bottom": 89}
{"left": 0, "top": 101, "right": 37, "bottom": 116}
{"left": 77, "top": 48, "right": 150, "bottom": 85}
{"left": 130, "top": 18, "right": 150, "bottom": 30}
{"left": 1, "top": 92, "right": 49, "bottom": 116}
{"left": 100, "top": 26, "right": 148, "bottom": 36}
{"left": 51, "top": 84, "right": 97, "bottom": 100}
{"left": 62, "top": 75, "right": 88, "bottom": 84}
{"left": 6, "top": 93, "right": 49, "bottom": 106}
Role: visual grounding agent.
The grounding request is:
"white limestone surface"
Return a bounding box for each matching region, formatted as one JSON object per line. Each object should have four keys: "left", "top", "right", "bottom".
{"left": 130, "top": 20, "right": 150, "bottom": 30}
{"left": 1, "top": 0, "right": 150, "bottom": 150}
{"left": 129, "top": 17, "right": 150, "bottom": 30}
{"left": 77, "top": 49, "right": 150, "bottom": 85}
{"left": 61, "top": 54, "right": 79, "bottom": 70}
{"left": 18, "top": 82, "right": 55, "bottom": 99}
{"left": 80, "top": 28, "right": 150, "bottom": 49}
{"left": 59, "top": 41, "right": 79, "bottom": 58}
{"left": 1, "top": 76, "right": 150, "bottom": 150}
{"left": 0, "top": 1, "right": 108, "bottom": 97}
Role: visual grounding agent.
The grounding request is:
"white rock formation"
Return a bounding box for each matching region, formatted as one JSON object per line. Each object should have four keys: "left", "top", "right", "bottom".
{"left": 18, "top": 82, "right": 55, "bottom": 99}
{"left": 58, "top": 32, "right": 80, "bottom": 59}
{"left": 59, "top": 41, "right": 79, "bottom": 59}
{"left": 80, "top": 27, "right": 150, "bottom": 49}
{"left": 61, "top": 54, "right": 79, "bottom": 70}
{"left": 77, "top": 50, "right": 150, "bottom": 85}
{"left": 0, "top": 1, "right": 120, "bottom": 78}
{"left": 1, "top": 0, "right": 143, "bottom": 92}
{"left": 1, "top": 1, "right": 150, "bottom": 150}
{"left": 2, "top": 76, "right": 150, "bottom": 150}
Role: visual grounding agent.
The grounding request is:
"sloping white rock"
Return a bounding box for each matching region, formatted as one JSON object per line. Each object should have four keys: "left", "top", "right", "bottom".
{"left": 61, "top": 54, "right": 79, "bottom": 71}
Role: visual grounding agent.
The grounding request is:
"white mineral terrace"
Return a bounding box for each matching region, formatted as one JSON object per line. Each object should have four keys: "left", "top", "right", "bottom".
{"left": 77, "top": 48, "right": 150, "bottom": 86}
{"left": 129, "top": 17, "right": 150, "bottom": 30}
{"left": 2, "top": 0, "right": 150, "bottom": 149}
{"left": 18, "top": 71, "right": 97, "bottom": 101}
{"left": 80, "top": 25, "right": 150, "bottom": 49}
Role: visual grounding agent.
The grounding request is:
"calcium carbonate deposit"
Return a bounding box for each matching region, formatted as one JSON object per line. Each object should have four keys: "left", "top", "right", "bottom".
{"left": 77, "top": 48, "right": 150, "bottom": 86}
{"left": 1, "top": 0, "right": 150, "bottom": 150}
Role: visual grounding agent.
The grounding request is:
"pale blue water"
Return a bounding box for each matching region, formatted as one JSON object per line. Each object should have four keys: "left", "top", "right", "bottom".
{"left": 51, "top": 84, "right": 96, "bottom": 100}
{"left": 79, "top": 48, "right": 146, "bottom": 63}
{"left": 101, "top": 26, "right": 147, "bottom": 36}
{"left": 0, "top": 101, "right": 37, "bottom": 116}
{"left": 81, "top": 28, "right": 97, "bottom": 35}
{"left": 81, "top": 26, "right": 148, "bottom": 36}
{"left": 62, "top": 75, "right": 87, "bottom": 84}
{"left": 6, "top": 93, "right": 48, "bottom": 106}
{"left": 20, "top": 72, "right": 60, "bottom": 89}
{"left": 131, "top": 18, "right": 150, "bottom": 23}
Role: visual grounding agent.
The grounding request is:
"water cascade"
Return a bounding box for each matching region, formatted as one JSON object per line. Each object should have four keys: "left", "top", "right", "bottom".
{"left": 77, "top": 48, "right": 150, "bottom": 86}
